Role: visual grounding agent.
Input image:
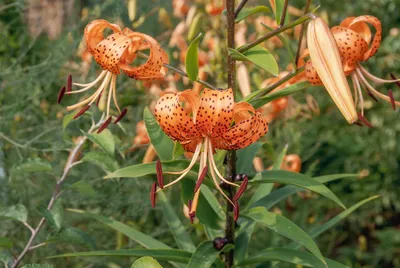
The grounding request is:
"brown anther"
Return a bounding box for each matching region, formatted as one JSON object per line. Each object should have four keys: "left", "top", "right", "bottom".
{"left": 234, "top": 200, "right": 240, "bottom": 222}
{"left": 156, "top": 160, "right": 164, "bottom": 189}
{"left": 97, "top": 116, "right": 112, "bottom": 133}
{"left": 114, "top": 108, "right": 128, "bottom": 124}
{"left": 354, "top": 121, "right": 363, "bottom": 126}
{"left": 150, "top": 182, "right": 157, "bottom": 208}
{"left": 390, "top": 73, "right": 400, "bottom": 88}
{"left": 194, "top": 166, "right": 208, "bottom": 193}
{"left": 213, "top": 237, "right": 226, "bottom": 250}
{"left": 366, "top": 91, "right": 378, "bottom": 102}
{"left": 57, "top": 86, "right": 66, "bottom": 104}
{"left": 388, "top": 89, "right": 396, "bottom": 110}
{"left": 73, "top": 105, "right": 90, "bottom": 119}
{"left": 233, "top": 176, "right": 248, "bottom": 201}
{"left": 357, "top": 112, "right": 373, "bottom": 128}
{"left": 67, "top": 74, "right": 72, "bottom": 92}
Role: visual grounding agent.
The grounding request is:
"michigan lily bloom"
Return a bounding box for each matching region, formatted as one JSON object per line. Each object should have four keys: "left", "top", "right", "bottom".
{"left": 152, "top": 88, "right": 269, "bottom": 221}
{"left": 59, "top": 19, "right": 168, "bottom": 130}
{"left": 305, "top": 16, "right": 400, "bottom": 124}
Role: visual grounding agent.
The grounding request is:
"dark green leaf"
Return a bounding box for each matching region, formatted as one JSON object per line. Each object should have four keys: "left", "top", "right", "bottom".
{"left": 132, "top": 256, "right": 162, "bottom": 268}
{"left": 11, "top": 158, "right": 52, "bottom": 176}
{"left": 70, "top": 180, "right": 96, "bottom": 197}
{"left": 68, "top": 209, "right": 170, "bottom": 249}
{"left": 248, "top": 81, "right": 310, "bottom": 109}
{"left": 173, "top": 142, "right": 185, "bottom": 159}
{"left": 86, "top": 129, "right": 115, "bottom": 156}
{"left": 81, "top": 151, "right": 119, "bottom": 173}
{"left": 0, "top": 237, "right": 13, "bottom": 249}
{"left": 245, "top": 207, "right": 327, "bottom": 267}
{"left": 186, "top": 241, "right": 234, "bottom": 268}
{"left": 248, "top": 170, "right": 346, "bottom": 209}
{"left": 185, "top": 33, "right": 203, "bottom": 81}
{"left": 235, "top": 248, "right": 348, "bottom": 268}
{"left": 235, "top": 6, "right": 270, "bottom": 23}
{"left": 0, "top": 204, "right": 28, "bottom": 222}
{"left": 144, "top": 107, "right": 174, "bottom": 160}
{"left": 237, "top": 142, "right": 262, "bottom": 175}
{"left": 274, "top": 0, "right": 285, "bottom": 25}
{"left": 48, "top": 227, "right": 95, "bottom": 249}
{"left": 47, "top": 249, "right": 191, "bottom": 263}
{"left": 38, "top": 207, "right": 60, "bottom": 232}
{"left": 158, "top": 191, "right": 196, "bottom": 252}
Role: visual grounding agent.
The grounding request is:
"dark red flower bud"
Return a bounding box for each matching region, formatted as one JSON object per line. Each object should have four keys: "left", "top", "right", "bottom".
{"left": 213, "top": 237, "right": 227, "bottom": 250}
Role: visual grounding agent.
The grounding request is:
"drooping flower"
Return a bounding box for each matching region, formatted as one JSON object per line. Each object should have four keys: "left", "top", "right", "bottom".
{"left": 59, "top": 19, "right": 168, "bottom": 130}
{"left": 152, "top": 88, "right": 269, "bottom": 221}
{"left": 305, "top": 16, "right": 400, "bottom": 124}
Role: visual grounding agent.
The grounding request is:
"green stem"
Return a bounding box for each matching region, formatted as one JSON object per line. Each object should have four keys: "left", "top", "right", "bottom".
{"left": 237, "top": 13, "right": 314, "bottom": 53}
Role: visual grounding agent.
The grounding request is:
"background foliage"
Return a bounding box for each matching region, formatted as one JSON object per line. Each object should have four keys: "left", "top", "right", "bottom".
{"left": 0, "top": 0, "right": 399, "bottom": 267}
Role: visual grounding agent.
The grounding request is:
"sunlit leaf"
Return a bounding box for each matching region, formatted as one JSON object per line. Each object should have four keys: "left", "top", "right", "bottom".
{"left": 132, "top": 256, "right": 162, "bottom": 268}
{"left": 186, "top": 241, "right": 234, "bottom": 268}
{"left": 143, "top": 107, "right": 174, "bottom": 161}
{"left": 185, "top": 33, "right": 203, "bottom": 81}
{"left": 245, "top": 207, "right": 327, "bottom": 267}
{"left": 86, "top": 129, "right": 115, "bottom": 156}
{"left": 235, "top": 6, "right": 270, "bottom": 23}
{"left": 0, "top": 204, "right": 28, "bottom": 222}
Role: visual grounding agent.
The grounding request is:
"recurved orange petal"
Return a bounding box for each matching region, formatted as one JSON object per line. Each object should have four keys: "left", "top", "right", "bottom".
{"left": 340, "top": 17, "right": 372, "bottom": 45}
{"left": 85, "top": 19, "right": 121, "bottom": 55}
{"left": 154, "top": 91, "right": 202, "bottom": 148}
{"left": 195, "top": 88, "right": 234, "bottom": 136}
{"left": 348, "top": 15, "right": 381, "bottom": 61}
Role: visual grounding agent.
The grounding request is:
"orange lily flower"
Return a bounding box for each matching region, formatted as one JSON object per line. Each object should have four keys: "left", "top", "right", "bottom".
{"left": 305, "top": 15, "right": 400, "bottom": 120}
{"left": 153, "top": 88, "right": 269, "bottom": 220}
{"left": 59, "top": 19, "right": 168, "bottom": 130}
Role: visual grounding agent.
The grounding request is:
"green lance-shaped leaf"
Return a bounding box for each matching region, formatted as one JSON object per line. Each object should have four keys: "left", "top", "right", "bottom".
{"left": 81, "top": 151, "right": 119, "bottom": 173}
{"left": 250, "top": 173, "right": 357, "bottom": 210}
{"left": 143, "top": 107, "right": 174, "bottom": 160}
{"left": 47, "top": 249, "right": 192, "bottom": 263}
{"left": 236, "top": 142, "right": 262, "bottom": 175}
{"left": 244, "top": 207, "right": 327, "bottom": 267}
{"left": 11, "top": 158, "right": 52, "bottom": 176}
{"left": 37, "top": 199, "right": 63, "bottom": 231}
{"left": 273, "top": 0, "right": 285, "bottom": 25}
{"left": 186, "top": 241, "right": 234, "bottom": 268}
{"left": 47, "top": 227, "right": 95, "bottom": 249}
{"left": 85, "top": 129, "right": 115, "bottom": 156}
{"left": 248, "top": 170, "right": 346, "bottom": 209}
{"left": 229, "top": 46, "right": 279, "bottom": 76}
{"left": 158, "top": 191, "right": 196, "bottom": 252}
{"left": 185, "top": 33, "right": 203, "bottom": 81}
{"left": 0, "top": 204, "right": 28, "bottom": 222}
{"left": 0, "top": 237, "right": 13, "bottom": 249}
{"left": 132, "top": 256, "right": 162, "bottom": 268}
{"left": 235, "top": 248, "right": 349, "bottom": 268}
{"left": 68, "top": 209, "right": 170, "bottom": 249}
{"left": 235, "top": 6, "right": 270, "bottom": 23}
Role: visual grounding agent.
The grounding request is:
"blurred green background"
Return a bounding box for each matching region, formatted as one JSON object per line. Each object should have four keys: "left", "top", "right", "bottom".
{"left": 1, "top": 0, "right": 399, "bottom": 267}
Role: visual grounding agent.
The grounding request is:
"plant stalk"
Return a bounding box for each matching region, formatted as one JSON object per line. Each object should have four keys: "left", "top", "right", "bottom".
{"left": 225, "top": 0, "right": 236, "bottom": 267}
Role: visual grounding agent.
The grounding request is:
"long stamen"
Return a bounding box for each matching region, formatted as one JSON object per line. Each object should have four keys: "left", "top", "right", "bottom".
{"left": 233, "top": 176, "right": 248, "bottom": 201}
{"left": 156, "top": 143, "right": 202, "bottom": 191}
{"left": 73, "top": 70, "right": 107, "bottom": 87}
{"left": 66, "top": 72, "right": 112, "bottom": 111}
{"left": 166, "top": 143, "right": 202, "bottom": 175}
{"left": 358, "top": 64, "right": 400, "bottom": 84}
{"left": 67, "top": 71, "right": 107, "bottom": 94}
{"left": 206, "top": 139, "right": 235, "bottom": 207}
{"left": 73, "top": 105, "right": 91, "bottom": 119}
{"left": 207, "top": 140, "right": 239, "bottom": 188}
{"left": 67, "top": 74, "right": 72, "bottom": 92}
{"left": 351, "top": 74, "right": 359, "bottom": 108}
{"left": 111, "top": 75, "right": 122, "bottom": 114}
{"left": 194, "top": 166, "right": 208, "bottom": 193}
{"left": 356, "top": 69, "right": 400, "bottom": 107}
{"left": 357, "top": 112, "right": 373, "bottom": 128}
{"left": 189, "top": 147, "right": 206, "bottom": 217}
{"left": 106, "top": 75, "right": 115, "bottom": 118}
{"left": 352, "top": 74, "right": 365, "bottom": 116}
{"left": 233, "top": 200, "right": 239, "bottom": 222}
{"left": 150, "top": 182, "right": 157, "bottom": 208}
